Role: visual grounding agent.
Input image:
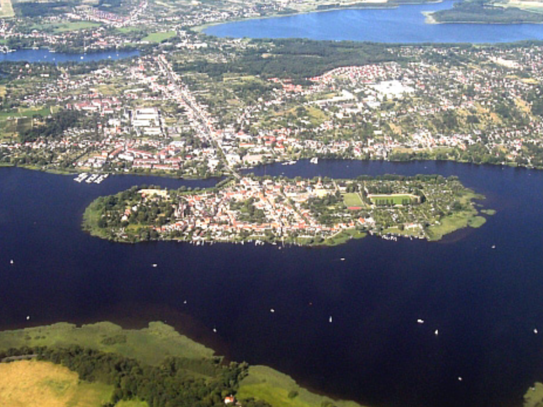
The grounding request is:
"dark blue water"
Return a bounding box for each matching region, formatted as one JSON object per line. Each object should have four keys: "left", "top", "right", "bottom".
{"left": 1, "top": 162, "right": 543, "bottom": 407}
{"left": 205, "top": 0, "right": 543, "bottom": 43}
{"left": 0, "top": 49, "right": 139, "bottom": 63}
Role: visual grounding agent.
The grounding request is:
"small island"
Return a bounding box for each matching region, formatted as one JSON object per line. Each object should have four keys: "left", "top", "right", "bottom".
{"left": 83, "top": 174, "right": 489, "bottom": 245}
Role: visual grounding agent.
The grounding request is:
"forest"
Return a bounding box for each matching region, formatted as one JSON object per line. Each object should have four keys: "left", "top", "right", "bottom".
{"left": 175, "top": 39, "right": 401, "bottom": 80}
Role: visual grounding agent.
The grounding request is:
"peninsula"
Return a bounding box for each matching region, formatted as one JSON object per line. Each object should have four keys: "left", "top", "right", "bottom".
{"left": 431, "top": 0, "right": 543, "bottom": 24}
{"left": 83, "top": 174, "right": 488, "bottom": 245}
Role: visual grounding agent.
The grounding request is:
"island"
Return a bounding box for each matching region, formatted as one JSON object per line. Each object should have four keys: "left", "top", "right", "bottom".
{"left": 0, "top": 321, "right": 366, "bottom": 407}
{"left": 83, "top": 174, "right": 488, "bottom": 245}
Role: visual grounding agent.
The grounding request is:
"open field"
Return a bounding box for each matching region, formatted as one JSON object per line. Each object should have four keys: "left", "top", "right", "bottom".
{"left": 0, "top": 106, "right": 50, "bottom": 120}
{"left": 142, "top": 31, "right": 176, "bottom": 43}
{"left": 0, "top": 360, "right": 113, "bottom": 407}
{"left": 343, "top": 192, "right": 364, "bottom": 208}
{"left": 323, "top": 228, "right": 366, "bottom": 246}
{"left": 368, "top": 193, "right": 419, "bottom": 206}
{"left": 54, "top": 22, "right": 101, "bottom": 32}
{"left": 0, "top": 321, "right": 214, "bottom": 366}
{"left": 239, "top": 365, "right": 366, "bottom": 407}
{"left": 0, "top": 0, "right": 14, "bottom": 18}
{"left": 115, "top": 401, "right": 149, "bottom": 407}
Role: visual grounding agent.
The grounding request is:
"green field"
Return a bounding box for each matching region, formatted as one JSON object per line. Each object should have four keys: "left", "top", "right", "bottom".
{"left": 54, "top": 21, "right": 101, "bottom": 32}
{"left": 239, "top": 366, "right": 366, "bottom": 407}
{"left": 0, "top": 106, "right": 50, "bottom": 120}
{"left": 142, "top": 31, "right": 176, "bottom": 43}
{"left": 343, "top": 192, "right": 364, "bottom": 207}
{"left": 369, "top": 194, "right": 419, "bottom": 206}
{"left": 0, "top": 321, "right": 214, "bottom": 366}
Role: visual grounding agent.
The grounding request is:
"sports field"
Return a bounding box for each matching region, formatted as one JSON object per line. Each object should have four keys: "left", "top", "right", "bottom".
{"left": 368, "top": 193, "right": 419, "bottom": 206}
{"left": 343, "top": 192, "right": 364, "bottom": 207}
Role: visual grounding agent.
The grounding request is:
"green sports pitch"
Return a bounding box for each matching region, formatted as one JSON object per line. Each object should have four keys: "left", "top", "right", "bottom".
{"left": 343, "top": 193, "right": 364, "bottom": 207}
{"left": 368, "top": 194, "right": 420, "bottom": 206}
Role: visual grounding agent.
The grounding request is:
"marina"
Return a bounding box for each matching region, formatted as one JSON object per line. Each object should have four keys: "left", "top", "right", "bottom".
{"left": 75, "top": 173, "right": 109, "bottom": 184}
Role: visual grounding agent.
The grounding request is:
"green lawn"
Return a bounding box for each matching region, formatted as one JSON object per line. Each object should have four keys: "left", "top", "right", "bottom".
{"left": 238, "top": 366, "right": 366, "bottom": 407}
{"left": 343, "top": 192, "right": 363, "bottom": 208}
{"left": 54, "top": 22, "right": 101, "bottom": 32}
{"left": 0, "top": 106, "right": 50, "bottom": 120}
{"left": 115, "top": 400, "right": 149, "bottom": 407}
{"left": 323, "top": 228, "right": 366, "bottom": 246}
{"left": 142, "top": 31, "right": 176, "bottom": 43}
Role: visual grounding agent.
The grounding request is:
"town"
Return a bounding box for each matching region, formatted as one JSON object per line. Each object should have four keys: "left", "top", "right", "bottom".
{"left": 83, "top": 174, "right": 487, "bottom": 245}
{"left": 2, "top": 37, "right": 543, "bottom": 177}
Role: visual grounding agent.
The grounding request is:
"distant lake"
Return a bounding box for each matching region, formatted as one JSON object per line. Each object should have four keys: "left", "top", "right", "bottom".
{"left": 0, "top": 49, "right": 139, "bottom": 63}
{"left": 3, "top": 162, "right": 543, "bottom": 407}
{"left": 205, "top": 0, "right": 543, "bottom": 43}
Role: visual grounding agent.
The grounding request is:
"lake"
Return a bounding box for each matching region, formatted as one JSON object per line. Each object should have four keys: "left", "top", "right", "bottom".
{"left": 205, "top": 0, "right": 543, "bottom": 43}
{"left": 0, "top": 49, "right": 140, "bottom": 63}
{"left": 2, "top": 161, "right": 543, "bottom": 407}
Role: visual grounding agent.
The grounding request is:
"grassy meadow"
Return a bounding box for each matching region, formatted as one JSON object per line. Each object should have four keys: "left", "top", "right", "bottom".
{"left": 0, "top": 321, "right": 214, "bottom": 366}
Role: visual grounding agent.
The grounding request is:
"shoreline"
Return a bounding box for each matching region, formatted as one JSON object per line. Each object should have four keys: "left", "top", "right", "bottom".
{"left": 0, "top": 321, "right": 368, "bottom": 407}
{"left": 194, "top": 0, "right": 442, "bottom": 32}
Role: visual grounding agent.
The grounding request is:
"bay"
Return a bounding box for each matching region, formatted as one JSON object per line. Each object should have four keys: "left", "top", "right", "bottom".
{"left": 1, "top": 161, "right": 543, "bottom": 407}
{"left": 204, "top": 0, "right": 543, "bottom": 43}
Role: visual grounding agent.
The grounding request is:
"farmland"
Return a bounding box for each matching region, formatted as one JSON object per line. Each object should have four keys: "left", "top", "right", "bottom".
{"left": 0, "top": 360, "right": 113, "bottom": 407}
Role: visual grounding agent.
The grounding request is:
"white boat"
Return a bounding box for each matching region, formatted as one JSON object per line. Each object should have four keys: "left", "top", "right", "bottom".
{"left": 86, "top": 174, "right": 98, "bottom": 183}
{"left": 329, "top": 316, "right": 333, "bottom": 323}
{"left": 152, "top": 264, "right": 157, "bottom": 268}
{"left": 94, "top": 175, "right": 105, "bottom": 184}
{"left": 435, "top": 329, "right": 439, "bottom": 336}
{"left": 74, "top": 173, "right": 88, "bottom": 183}
{"left": 417, "top": 319, "right": 424, "bottom": 324}
{"left": 310, "top": 157, "right": 319, "bottom": 164}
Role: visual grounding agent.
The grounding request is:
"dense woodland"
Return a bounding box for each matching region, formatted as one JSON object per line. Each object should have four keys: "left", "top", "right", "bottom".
{"left": 175, "top": 39, "right": 401, "bottom": 80}
{"left": 19, "top": 110, "right": 84, "bottom": 143}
